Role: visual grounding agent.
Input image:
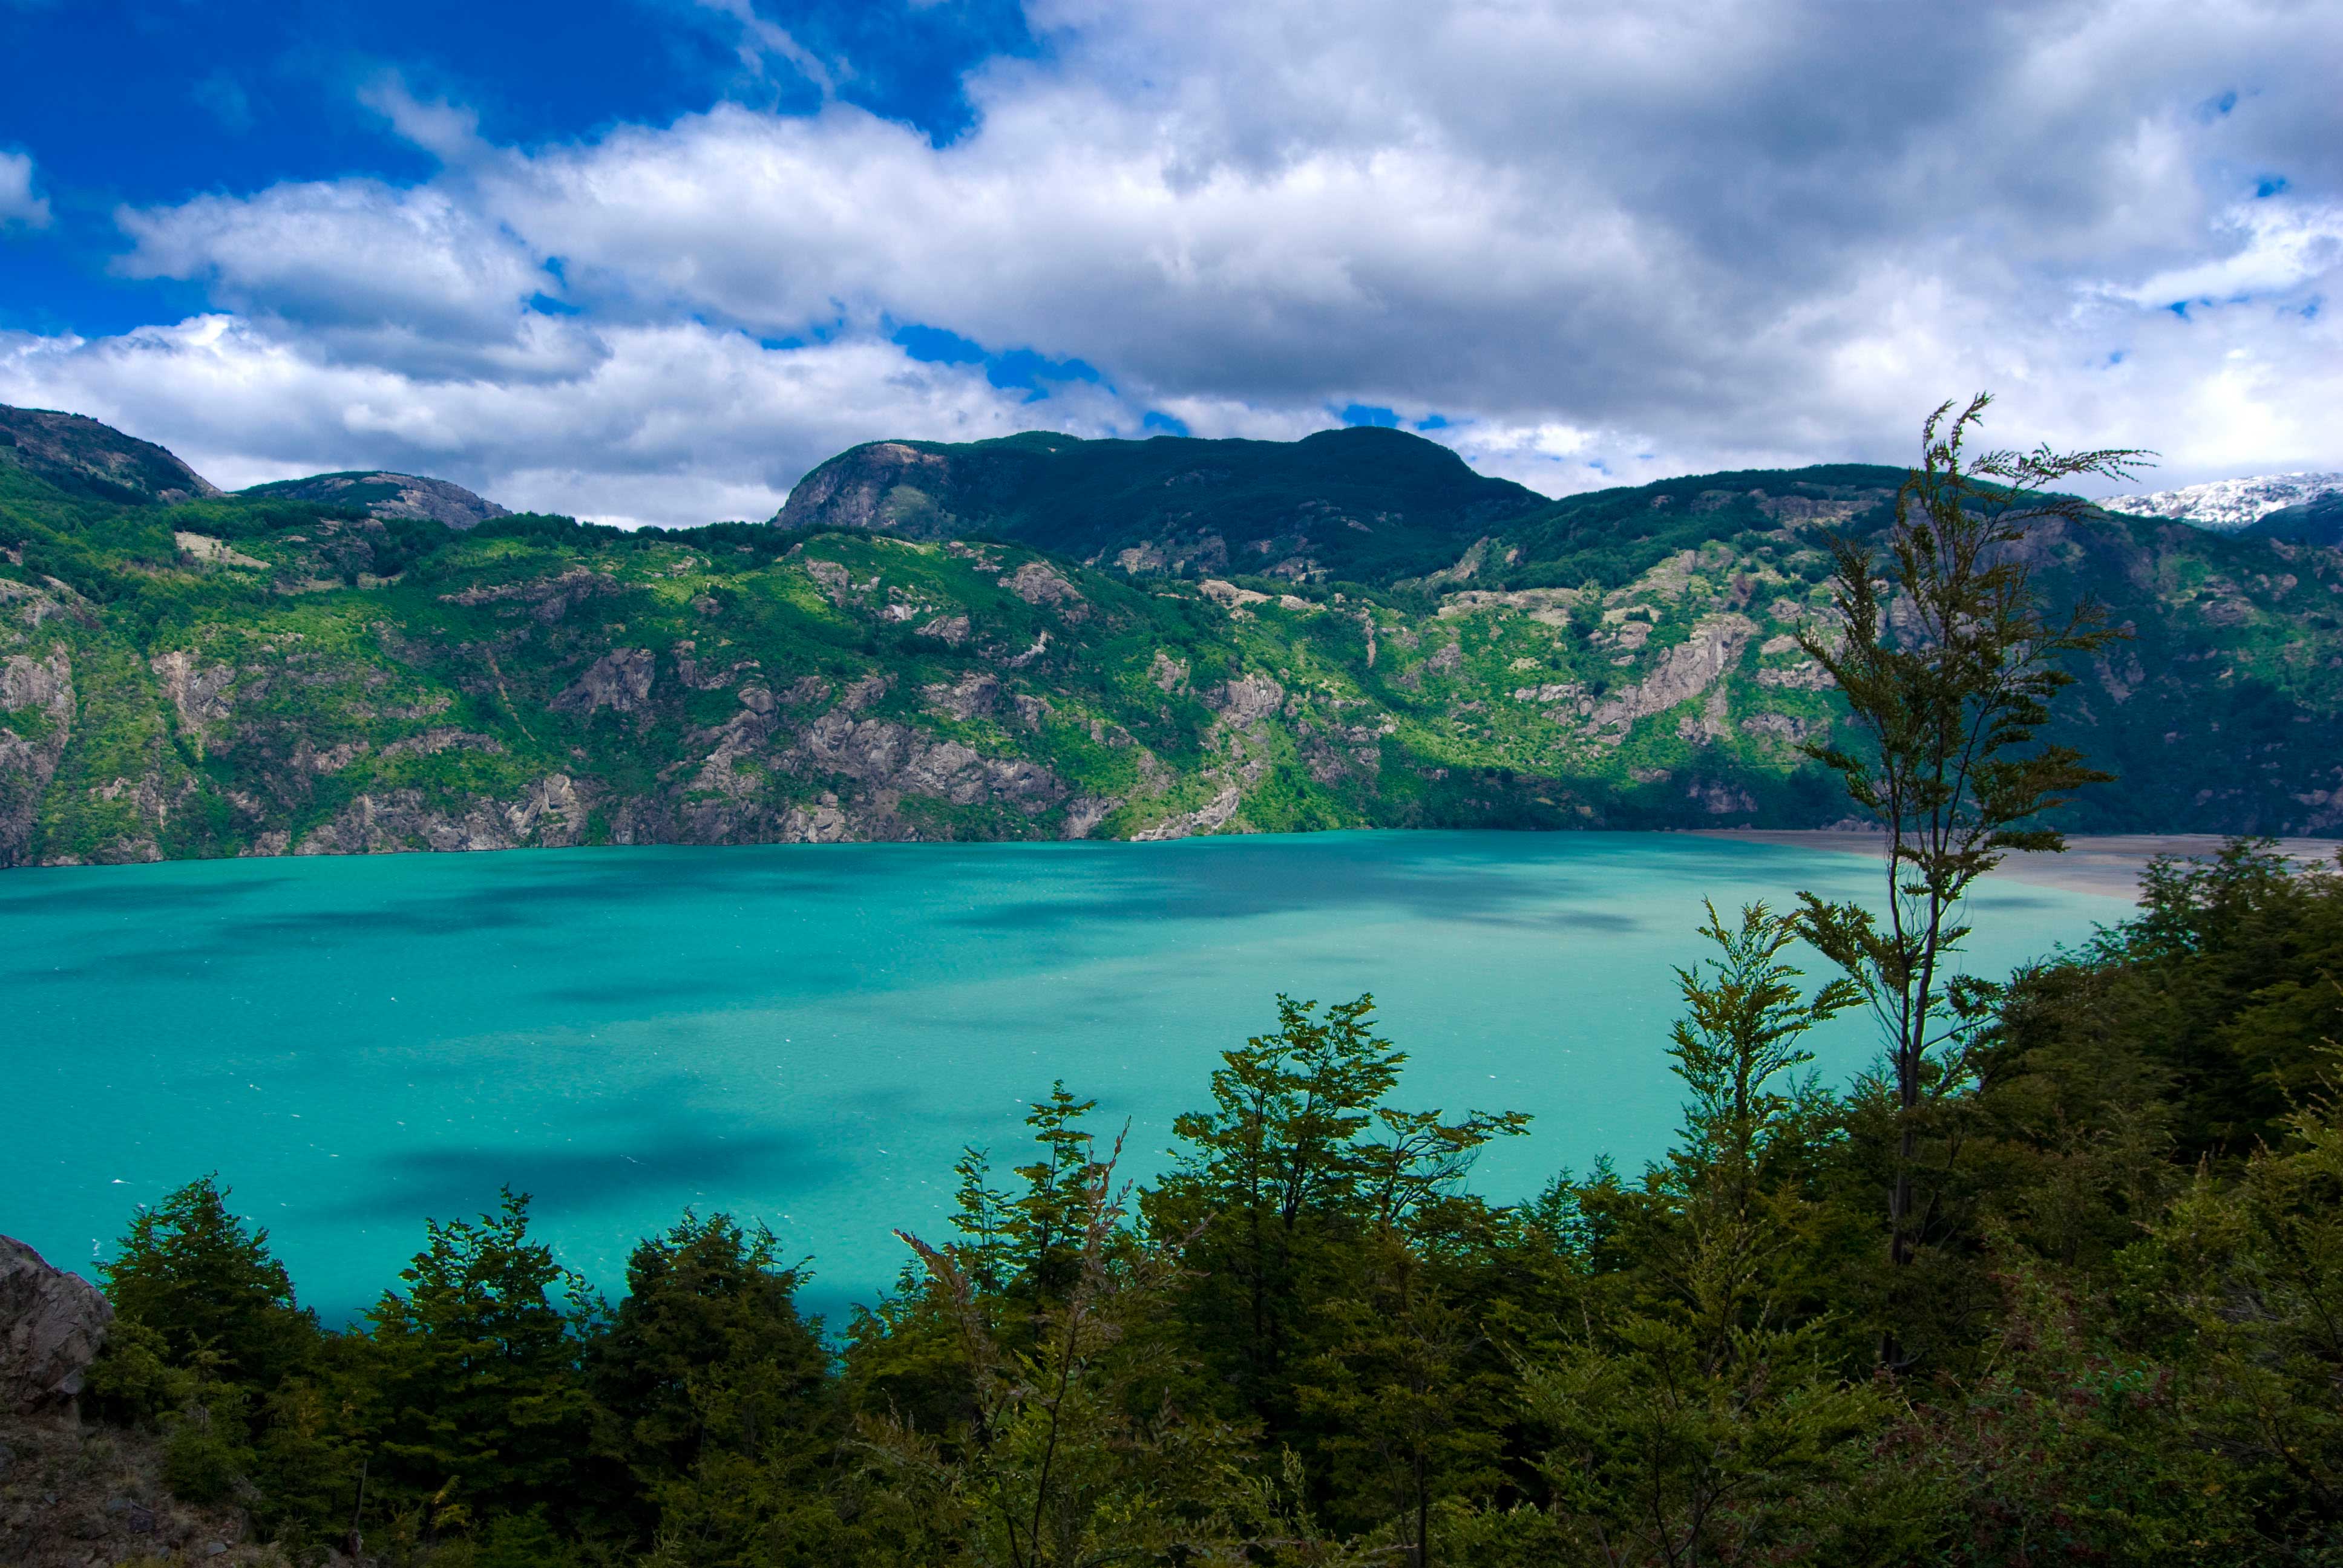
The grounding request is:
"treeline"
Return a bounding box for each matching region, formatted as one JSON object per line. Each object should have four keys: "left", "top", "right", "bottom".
{"left": 79, "top": 838, "right": 2343, "bottom": 1566}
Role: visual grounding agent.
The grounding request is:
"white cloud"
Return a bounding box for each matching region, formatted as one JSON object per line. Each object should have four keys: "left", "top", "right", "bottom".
{"left": 356, "top": 73, "right": 490, "bottom": 165}
{"left": 5, "top": 0, "right": 2341, "bottom": 514}
{"left": 116, "top": 181, "right": 542, "bottom": 338}
{"left": 0, "top": 150, "right": 51, "bottom": 229}
{"left": 0, "top": 315, "right": 1093, "bottom": 526}
{"left": 693, "top": 0, "right": 836, "bottom": 99}
{"left": 2116, "top": 201, "right": 2343, "bottom": 306}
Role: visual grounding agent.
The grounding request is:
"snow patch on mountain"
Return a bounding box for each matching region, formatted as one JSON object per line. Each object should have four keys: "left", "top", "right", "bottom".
{"left": 2103, "top": 473, "right": 2343, "bottom": 532}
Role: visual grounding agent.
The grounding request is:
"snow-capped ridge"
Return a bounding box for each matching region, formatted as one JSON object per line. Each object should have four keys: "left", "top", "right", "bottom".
{"left": 2103, "top": 472, "right": 2343, "bottom": 532}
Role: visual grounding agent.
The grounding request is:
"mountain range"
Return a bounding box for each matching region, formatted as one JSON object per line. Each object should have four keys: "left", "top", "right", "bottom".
{"left": 1, "top": 403, "right": 2336, "bottom": 867}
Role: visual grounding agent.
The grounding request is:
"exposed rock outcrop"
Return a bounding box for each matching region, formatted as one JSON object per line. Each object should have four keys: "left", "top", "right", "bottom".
{"left": 998, "top": 561, "right": 1088, "bottom": 620}
{"left": 149, "top": 650, "right": 236, "bottom": 756}
{"left": 790, "top": 711, "right": 1066, "bottom": 811}
{"left": 776, "top": 440, "right": 968, "bottom": 537}
{"left": 440, "top": 566, "right": 618, "bottom": 623}
{"left": 292, "top": 777, "right": 588, "bottom": 854}
{"left": 1588, "top": 613, "right": 1757, "bottom": 742}
{"left": 1132, "top": 783, "right": 1245, "bottom": 841}
{"left": 923, "top": 673, "right": 1000, "bottom": 720}
{"left": 239, "top": 469, "right": 510, "bottom": 529}
{"left": 551, "top": 649, "right": 656, "bottom": 717}
{"left": 0, "top": 644, "right": 74, "bottom": 868}
{"left": 0, "top": 1236, "right": 110, "bottom": 1418}
{"left": 1207, "top": 673, "right": 1286, "bottom": 730}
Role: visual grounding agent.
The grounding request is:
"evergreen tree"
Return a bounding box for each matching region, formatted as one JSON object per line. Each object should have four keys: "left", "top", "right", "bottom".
{"left": 1147, "top": 994, "right": 1525, "bottom": 1434}
{"left": 588, "top": 1210, "right": 843, "bottom": 1562}
{"left": 101, "top": 1172, "right": 316, "bottom": 1390}
{"left": 871, "top": 1125, "right": 1250, "bottom": 1567}
{"left": 361, "top": 1189, "right": 601, "bottom": 1531}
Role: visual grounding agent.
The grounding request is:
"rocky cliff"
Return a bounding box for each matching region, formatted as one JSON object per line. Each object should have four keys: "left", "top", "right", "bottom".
{"left": 0, "top": 1237, "right": 109, "bottom": 1419}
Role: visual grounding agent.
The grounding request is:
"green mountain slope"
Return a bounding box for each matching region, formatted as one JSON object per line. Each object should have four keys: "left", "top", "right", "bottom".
{"left": 3, "top": 415, "right": 2338, "bottom": 867}
{"left": 2246, "top": 492, "right": 2343, "bottom": 548}
{"left": 776, "top": 425, "right": 1548, "bottom": 584}
{"left": 0, "top": 403, "right": 220, "bottom": 506}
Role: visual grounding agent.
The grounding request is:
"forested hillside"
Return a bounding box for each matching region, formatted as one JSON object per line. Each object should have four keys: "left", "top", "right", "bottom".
{"left": 3, "top": 408, "right": 2339, "bottom": 869}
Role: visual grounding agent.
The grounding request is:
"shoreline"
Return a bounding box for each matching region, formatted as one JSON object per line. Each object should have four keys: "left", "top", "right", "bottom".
{"left": 1693, "top": 830, "right": 2341, "bottom": 901}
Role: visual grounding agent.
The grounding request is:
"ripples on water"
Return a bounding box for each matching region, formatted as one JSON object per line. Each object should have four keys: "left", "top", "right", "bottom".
{"left": 2, "top": 832, "right": 2123, "bottom": 1319}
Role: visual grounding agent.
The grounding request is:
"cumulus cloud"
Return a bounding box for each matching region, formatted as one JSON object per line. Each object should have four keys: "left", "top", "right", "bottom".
{"left": 5, "top": 0, "right": 2340, "bottom": 517}
{"left": 2116, "top": 202, "right": 2343, "bottom": 307}
{"left": 0, "top": 150, "right": 51, "bottom": 229}
{"left": 0, "top": 315, "right": 1097, "bottom": 523}
{"left": 116, "top": 181, "right": 542, "bottom": 339}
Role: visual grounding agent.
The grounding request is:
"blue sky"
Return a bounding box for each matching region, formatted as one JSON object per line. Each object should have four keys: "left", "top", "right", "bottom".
{"left": 2, "top": 0, "right": 2338, "bottom": 525}
{"left": 1, "top": 0, "right": 1034, "bottom": 335}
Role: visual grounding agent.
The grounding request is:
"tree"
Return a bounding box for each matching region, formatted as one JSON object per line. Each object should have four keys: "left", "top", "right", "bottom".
{"left": 591, "top": 1210, "right": 836, "bottom": 1557}
{"left": 870, "top": 1125, "right": 1250, "bottom": 1568}
{"left": 1665, "top": 901, "right": 1860, "bottom": 1199}
{"left": 1795, "top": 394, "right": 2143, "bottom": 1357}
{"left": 1298, "top": 1230, "right": 1509, "bottom": 1568}
{"left": 1512, "top": 907, "right": 1887, "bottom": 1568}
{"left": 102, "top": 1173, "right": 317, "bottom": 1390}
{"left": 1145, "top": 995, "right": 1527, "bottom": 1429}
{"left": 2113, "top": 1045, "right": 2343, "bottom": 1559}
{"left": 362, "top": 1189, "right": 602, "bottom": 1528}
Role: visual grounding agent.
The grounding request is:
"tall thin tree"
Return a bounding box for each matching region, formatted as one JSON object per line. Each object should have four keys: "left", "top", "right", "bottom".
{"left": 1794, "top": 394, "right": 2145, "bottom": 1363}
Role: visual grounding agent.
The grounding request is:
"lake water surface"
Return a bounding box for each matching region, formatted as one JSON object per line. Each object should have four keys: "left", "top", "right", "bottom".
{"left": 4, "top": 832, "right": 2128, "bottom": 1321}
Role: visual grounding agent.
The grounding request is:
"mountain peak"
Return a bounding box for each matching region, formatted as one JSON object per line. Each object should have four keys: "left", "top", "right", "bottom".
{"left": 0, "top": 403, "right": 221, "bottom": 505}
{"left": 773, "top": 426, "right": 1546, "bottom": 585}
{"left": 237, "top": 471, "right": 510, "bottom": 530}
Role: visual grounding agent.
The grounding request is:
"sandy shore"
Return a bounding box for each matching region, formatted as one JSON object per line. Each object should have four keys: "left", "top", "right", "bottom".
{"left": 1694, "top": 830, "right": 2340, "bottom": 901}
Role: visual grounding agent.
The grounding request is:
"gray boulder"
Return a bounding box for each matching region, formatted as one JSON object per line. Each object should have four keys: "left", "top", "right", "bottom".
{"left": 0, "top": 1235, "right": 113, "bottom": 1417}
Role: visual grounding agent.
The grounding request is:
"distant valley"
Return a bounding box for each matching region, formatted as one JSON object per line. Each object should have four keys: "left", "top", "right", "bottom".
{"left": 2, "top": 403, "right": 2338, "bottom": 867}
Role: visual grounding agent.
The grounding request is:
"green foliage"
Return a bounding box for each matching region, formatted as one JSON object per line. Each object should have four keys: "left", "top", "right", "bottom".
{"left": 1147, "top": 995, "right": 1527, "bottom": 1436}
{"left": 1795, "top": 395, "right": 2142, "bottom": 1354}
{"left": 873, "top": 1131, "right": 1253, "bottom": 1567}
{"left": 1298, "top": 1229, "right": 1513, "bottom": 1560}
{"left": 362, "top": 1189, "right": 603, "bottom": 1521}
{"left": 160, "top": 1393, "right": 255, "bottom": 1508}
{"left": 1520, "top": 1310, "right": 1889, "bottom": 1566}
{"left": 591, "top": 1210, "right": 838, "bottom": 1560}
{"left": 7, "top": 399, "right": 2342, "bottom": 872}
{"left": 45, "top": 396, "right": 2343, "bottom": 1561}
{"left": 594, "top": 1210, "right": 830, "bottom": 1480}
{"left": 1665, "top": 900, "right": 1858, "bottom": 1182}
{"left": 785, "top": 425, "right": 1548, "bottom": 589}
{"left": 100, "top": 1173, "right": 317, "bottom": 1390}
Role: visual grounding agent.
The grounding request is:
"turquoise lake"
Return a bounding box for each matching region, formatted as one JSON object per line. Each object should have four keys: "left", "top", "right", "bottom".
{"left": 3, "top": 832, "right": 2128, "bottom": 1322}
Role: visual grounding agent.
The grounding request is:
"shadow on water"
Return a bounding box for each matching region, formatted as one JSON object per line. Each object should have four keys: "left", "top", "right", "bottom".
{"left": 0, "top": 865, "right": 298, "bottom": 917}
{"left": 329, "top": 1123, "right": 848, "bottom": 1225}
{"left": 8, "top": 832, "right": 2129, "bottom": 1322}
{"left": 7, "top": 832, "right": 1680, "bottom": 974}
{"left": 934, "top": 837, "right": 1663, "bottom": 933}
